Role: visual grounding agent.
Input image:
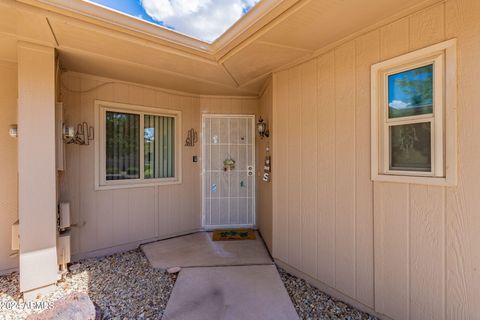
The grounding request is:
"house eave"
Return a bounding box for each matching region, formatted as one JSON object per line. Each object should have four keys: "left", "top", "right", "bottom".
{"left": 16, "top": 0, "right": 298, "bottom": 59}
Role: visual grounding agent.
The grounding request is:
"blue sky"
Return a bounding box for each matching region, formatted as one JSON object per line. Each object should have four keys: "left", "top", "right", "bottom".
{"left": 87, "top": 0, "right": 260, "bottom": 42}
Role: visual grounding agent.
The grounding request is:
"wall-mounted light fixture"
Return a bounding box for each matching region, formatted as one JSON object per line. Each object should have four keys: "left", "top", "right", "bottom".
{"left": 257, "top": 117, "right": 269, "bottom": 139}
{"left": 8, "top": 124, "right": 17, "bottom": 138}
{"left": 63, "top": 125, "right": 75, "bottom": 140}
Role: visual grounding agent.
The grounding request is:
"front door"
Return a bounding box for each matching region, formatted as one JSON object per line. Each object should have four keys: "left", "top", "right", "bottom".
{"left": 202, "top": 115, "right": 255, "bottom": 229}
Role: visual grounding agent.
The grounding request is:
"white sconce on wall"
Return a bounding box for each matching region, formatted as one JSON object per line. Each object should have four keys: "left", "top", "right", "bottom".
{"left": 8, "top": 124, "right": 17, "bottom": 138}
{"left": 257, "top": 117, "right": 270, "bottom": 139}
{"left": 63, "top": 125, "right": 75, "bottom": 140}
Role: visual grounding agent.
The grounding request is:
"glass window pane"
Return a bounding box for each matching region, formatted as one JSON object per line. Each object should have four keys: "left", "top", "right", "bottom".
{"left": 144, "top": 115, "right": 175, "bottom": 179}
{"left": 390, "top": 122, "right": 431, "bottom": 172}
{"left": 106, "top": 111, "right": 140, "bottom": 180}
{"left": 388, "top": 64, "right": 433, "bottom": 118}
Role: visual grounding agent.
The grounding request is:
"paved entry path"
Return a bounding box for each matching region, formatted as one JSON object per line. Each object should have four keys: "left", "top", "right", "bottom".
{"left": 142, "top": 232, "right": 299, "bottom": 320}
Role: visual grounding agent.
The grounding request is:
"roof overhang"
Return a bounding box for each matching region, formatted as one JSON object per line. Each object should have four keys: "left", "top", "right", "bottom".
{"left": 2, "top": 0, "right": 443, "bottom": 96}
{"left": 16, "top": 0, "right": 300, "bottom": 59}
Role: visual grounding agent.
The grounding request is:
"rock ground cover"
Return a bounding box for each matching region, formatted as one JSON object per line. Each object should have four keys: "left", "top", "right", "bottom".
{"left": 0, "top": 249, "right": 176, "bottom": 319}
{"left": 1, "top": 248, "right": 377, "bottom": 320}
{"left": 278, "top": 267, "right": 378, "bottom": 320}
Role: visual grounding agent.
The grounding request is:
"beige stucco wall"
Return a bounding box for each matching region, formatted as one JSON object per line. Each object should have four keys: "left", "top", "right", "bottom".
{"left": 60, "top": 71, "right": 258, "bottom": 258}
{"left": 272, "top": 1, "right": 480, "bottom": 319}
{"left": 0, "top": 61, "right": 18, "bottom": 274}
{"left": 257, "top": 80, "right": 273, "bottom": 252}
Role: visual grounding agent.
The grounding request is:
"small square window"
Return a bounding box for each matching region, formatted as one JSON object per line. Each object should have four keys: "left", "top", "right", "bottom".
{"left": 371, "top": 39, "right": 457, "bottom": 186}
{"left": 96, "top": 101, "right": 182, "bottom": 190}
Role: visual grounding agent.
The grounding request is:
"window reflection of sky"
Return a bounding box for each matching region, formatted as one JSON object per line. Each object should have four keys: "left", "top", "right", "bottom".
{"left": 388, "top": 65, "right": 433, "bottom": 110}
{"left": 145, "top": 127, "right": 154, "bottom": 142}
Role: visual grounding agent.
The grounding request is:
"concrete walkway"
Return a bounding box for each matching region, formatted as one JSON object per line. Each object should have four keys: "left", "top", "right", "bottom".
{"left": 142, "top": 232, "right": 299, "bottom": 320}
{"left": 162, "top": 265, "right": 298, "bottom": 320}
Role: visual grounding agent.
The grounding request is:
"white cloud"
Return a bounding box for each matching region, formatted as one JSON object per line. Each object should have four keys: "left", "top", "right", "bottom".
{"left": 389, "top": 100, "right": 411, "bottom": 109}
{"left": 140, "top": 0, "right": 260, "bottom": 42}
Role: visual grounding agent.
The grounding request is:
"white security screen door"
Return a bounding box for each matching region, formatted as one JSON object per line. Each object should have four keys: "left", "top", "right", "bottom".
{"left": 202, "top": 115, "right": 256, "bottom": 229}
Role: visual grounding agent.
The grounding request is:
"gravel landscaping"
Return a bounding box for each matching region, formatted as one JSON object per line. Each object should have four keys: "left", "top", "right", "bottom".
{"left": 2, "top": 248, "right": 376, "bottom": 320}
{"left": 278, "top": 267, "right": 377, "bottom": 320}
{"left": 0, "top": 249, "right": 176, "bottom": 319}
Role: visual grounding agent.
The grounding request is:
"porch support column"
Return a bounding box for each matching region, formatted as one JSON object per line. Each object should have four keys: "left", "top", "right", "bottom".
{"left": 17, "top": 42, "right": 58, "bottom": 300}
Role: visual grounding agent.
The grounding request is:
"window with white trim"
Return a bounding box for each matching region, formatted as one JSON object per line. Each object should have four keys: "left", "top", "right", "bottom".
{"left": 96, "top": 101, "right": 182, "bottom": 189}
{"left": 371, "top": 39, "right": 457, "bottom": 186}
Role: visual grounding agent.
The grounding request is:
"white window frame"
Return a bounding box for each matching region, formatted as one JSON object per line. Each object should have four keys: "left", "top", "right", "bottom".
{"left": 371, "top": 39, "right": 457, "bottom": 186}
{"left": 95, "top": 100, "right": 182, "bottom": 190}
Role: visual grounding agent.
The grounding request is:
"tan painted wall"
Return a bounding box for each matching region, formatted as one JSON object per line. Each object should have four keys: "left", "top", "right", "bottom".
{"left": 17, "top": 43, "right": 58, "bottom": 294}
{"left": 272, "top": 1, "right": 480, "bottom": 319}
{"left": 257, "top": 80, "right": 273, "bottom": 252}
{"left": 0, "top": 61, "right": 18, "bottom": 274}
{"left": 60, "top": 72, "right": 258, "bottom": 258}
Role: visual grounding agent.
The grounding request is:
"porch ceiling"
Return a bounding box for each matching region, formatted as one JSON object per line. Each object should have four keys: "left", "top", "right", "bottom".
{"left": 1, "top": 0, "right": 441, "bottom": 95}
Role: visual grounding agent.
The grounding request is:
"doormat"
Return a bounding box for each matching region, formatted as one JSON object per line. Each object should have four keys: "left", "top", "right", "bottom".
{"left": 212, "top": 229, "right": 256, "bottom": 241}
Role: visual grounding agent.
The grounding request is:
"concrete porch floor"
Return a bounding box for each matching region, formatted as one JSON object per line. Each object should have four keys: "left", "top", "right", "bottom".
{"left": 141, "top": 231, "right": 273, "bottom": 269}
{"left": 142, "top": 232, "right": 299, "bottom": 320}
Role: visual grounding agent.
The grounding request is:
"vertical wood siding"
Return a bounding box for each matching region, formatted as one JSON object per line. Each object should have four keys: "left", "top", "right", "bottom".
{"left": 257, "top": 80, "right": 273, "bottom": 252}
{"left": 60, "top": 72, "right": 258, "bottom": 257}
{"left": 272, "top": 1, "right": 480, "bottom": 318}
{"left": 273, "top": 35, "right": 377, "bottom": 310}
{"left": 445, "top": 0, "right": 480, "bottom": 318}
{"left": 0, "top": 62, "right": 18, "bottom": 273}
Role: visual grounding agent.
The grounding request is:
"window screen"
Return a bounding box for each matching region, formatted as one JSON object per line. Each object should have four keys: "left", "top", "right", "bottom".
{"left": 144, "top": 115, "right": 175, "bottom": 179}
